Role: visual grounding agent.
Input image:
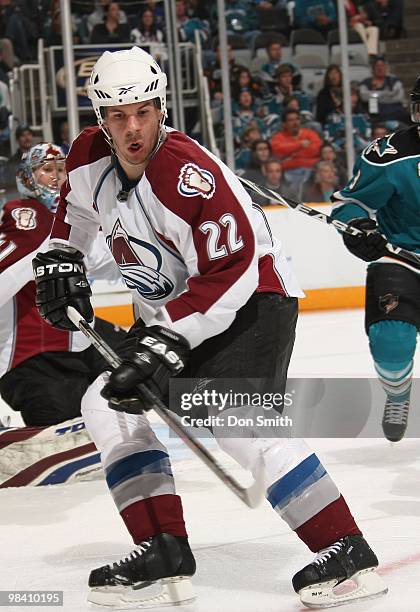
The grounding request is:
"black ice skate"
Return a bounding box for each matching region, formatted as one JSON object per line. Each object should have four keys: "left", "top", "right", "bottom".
{"left": 382, "top": 395, "right": 410, "bottom": 442}
{"left": 88, "top": 533, "right": 196, "bottom": 608}
{"left": 292, "top": 535, "right": 387, "bottom": 608}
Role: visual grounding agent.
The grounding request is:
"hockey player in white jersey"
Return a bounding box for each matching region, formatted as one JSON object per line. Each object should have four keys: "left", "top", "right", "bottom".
{"left": 32, "top": 48, "right": 386, "bottom": 608}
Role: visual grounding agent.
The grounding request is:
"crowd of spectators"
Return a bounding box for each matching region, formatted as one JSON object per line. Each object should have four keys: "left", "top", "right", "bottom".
{"left": 0, "top": 0, "right": 408, "bottom": 205}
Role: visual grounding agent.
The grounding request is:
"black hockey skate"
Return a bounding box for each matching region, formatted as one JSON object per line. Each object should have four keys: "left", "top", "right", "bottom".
{"left": 292, "top": 535, "right": 387, "bottom": 608}
{"left": 382, "top": 396, "right": 410, "bottom": 442}
{"left": 88, "top": 533, "right": 196, "bottom": 608}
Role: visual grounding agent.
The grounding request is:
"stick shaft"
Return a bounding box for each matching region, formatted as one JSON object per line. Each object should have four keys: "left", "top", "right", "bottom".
{"left": 67, "top": 307, "right": 263, "bottom": 507}
{"left": 239, "top": 176, "right": 420, "bottom": 272}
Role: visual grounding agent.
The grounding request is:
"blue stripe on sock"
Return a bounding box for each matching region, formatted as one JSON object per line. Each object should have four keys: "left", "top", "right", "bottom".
{"left": 267, "top": 453, "right": 326, "bottom": 510}
{"left": 106, "top": 450, "right": 173, "bottom": 489}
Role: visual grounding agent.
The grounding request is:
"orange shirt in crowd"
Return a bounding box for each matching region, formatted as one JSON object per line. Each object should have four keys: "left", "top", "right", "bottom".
{"left": 271, "top": 128, "right": 322, "bottom": 170}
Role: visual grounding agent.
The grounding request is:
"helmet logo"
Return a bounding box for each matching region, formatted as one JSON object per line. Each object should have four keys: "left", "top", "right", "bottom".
{"left": 118, "top": 85, "right": 136, "bottom": 95}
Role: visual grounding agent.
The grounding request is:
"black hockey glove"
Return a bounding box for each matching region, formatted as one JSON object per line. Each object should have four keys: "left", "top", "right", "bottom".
{"left": 343, "top": 218, "right": 388, "bottom": 262}
{"left": 101, "top": 323, "right": 190, "bottom": 414}
{"left": 32, "top": 249, "right": 93, "bottom": 331}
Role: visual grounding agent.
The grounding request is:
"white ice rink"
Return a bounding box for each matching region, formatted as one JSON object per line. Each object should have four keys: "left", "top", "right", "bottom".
{"left": 1, "top": 308, "right": 419, "bottom": 612}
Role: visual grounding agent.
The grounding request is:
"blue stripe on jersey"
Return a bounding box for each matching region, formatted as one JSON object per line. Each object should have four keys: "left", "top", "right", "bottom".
{"left": 266, "top": 453, "right": 326, "bottom": 510}
{"left": 105, "top": 449, "right": 173, "bottom": 490}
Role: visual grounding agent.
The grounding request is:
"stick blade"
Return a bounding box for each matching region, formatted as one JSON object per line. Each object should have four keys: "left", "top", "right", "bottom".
{"left": 242, "top": 455, "right": 266, "bottom": 508}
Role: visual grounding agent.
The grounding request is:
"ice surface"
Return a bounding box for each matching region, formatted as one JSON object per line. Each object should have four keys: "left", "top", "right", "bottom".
{"left": 1, "top": 309, "right": 419, "bottom": 611}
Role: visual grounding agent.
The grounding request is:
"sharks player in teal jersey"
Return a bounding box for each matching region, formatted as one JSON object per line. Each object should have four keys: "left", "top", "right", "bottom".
{"left": 331, "top": 77, "right": 420, "bottom": 442}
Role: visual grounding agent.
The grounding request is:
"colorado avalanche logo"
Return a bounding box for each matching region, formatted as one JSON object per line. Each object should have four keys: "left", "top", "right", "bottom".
{"left": 107, "top": 220, "right": 174, "bottom": 300}
{"left": 11, "top": 207, "right": 37, "bottom": 230}
{"left": 177, "top": 163, "right": 216, "bottom": 199}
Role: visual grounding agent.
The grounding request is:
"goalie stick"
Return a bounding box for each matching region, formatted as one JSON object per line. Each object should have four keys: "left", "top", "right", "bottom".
{"left": 238, "top": 176, "right": 420, "bottom": 273}
{"left": 66, "top": 306, "right": 265, "bottom": 509}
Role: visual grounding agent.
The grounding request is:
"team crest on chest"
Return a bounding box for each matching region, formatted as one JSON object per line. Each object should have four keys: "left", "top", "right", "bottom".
{"left": 11, "top": 207, "right": 37, "bottom": 230}
{"left": 177, "top": 163, "right": 216, "bottom": 199}
{"left": 107, "top": 219, "right": 174, "bottom": 300}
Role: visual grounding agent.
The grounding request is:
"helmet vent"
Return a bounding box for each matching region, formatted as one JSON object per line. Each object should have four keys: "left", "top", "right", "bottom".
{"left": 93, "top": 74, "right": 99, "bottom": 84}
{"left": 144, "top": 79, "right": 159, "bottom": 93}
{"left": 95, "top": 89, "right": 112, "bottom": 99}
{"left": 150, "top": 65, "right": 158, "bottom": 75}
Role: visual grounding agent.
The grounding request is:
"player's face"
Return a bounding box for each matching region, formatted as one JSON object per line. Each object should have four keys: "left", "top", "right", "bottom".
{"left": 104, "top": 100, "right": 162, "bottom": 169}
{"left": 33, "top": 160, "right": 66, "bottom": 191}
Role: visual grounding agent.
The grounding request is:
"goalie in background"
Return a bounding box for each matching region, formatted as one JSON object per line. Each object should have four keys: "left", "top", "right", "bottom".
{"left": 0, "top": 142, "right": 126, "bottom": 427}
{"left": 331, "top": 75, "right": 420, "bottom": 442}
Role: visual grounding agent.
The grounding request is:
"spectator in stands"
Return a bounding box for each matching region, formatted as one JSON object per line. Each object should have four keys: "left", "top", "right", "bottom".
{"left": 144, "top": 0, "right": 165, "bottom": 28}
{"left": 345, "top": 0, "right": 380, "bottom": 57}
{"left": 315, "top": 64, "right": 343, "bottom": 126}
{"left": 209, "top": 0, "right": 259, "bottom": 43}
{"left": 10, "top": 124, "right": 33, "bottom": 161}
{"left": 87, "top": 0, "right": 127, "bottom": 34}
{"left": 320, "top": 142, "right": 347, "bottom": 187}
{"left": 3, "top": 124, "right": 34, "bottom": 187}
{"left": 130, "top": 7, "right": 164, "bottom": 44}
{"left": 302, "top": 160, "right": 338, "bottom": 202}
{"left": 284, "top": 94, "right": 323, "bottom": 135}
{"left": 44, "top": 7, "right": 63, "bottom": 46}
{"left": 241, "top": 139, "right": 272, "bottom": 180}
{"left": 0, "top": 0, "right": 32, "bottom": 61}
{"left": 363, "top": 0, "right": 404, "bottom": 40}
{"left": 90, "top": 2, "right": 130, "bottom": 44}
{"left": 205, "top": 44, "right": 245, "bottom": 102}
{"left": 235, "top": 123, "right": 263, "bottom": 170}
{"left": 371, "top": 122, "right": 388, "bottom": 139}
{"left": 359, "top": 56, "right": 407, "bottom": 123}
{"left": 232, "top": 67, "right": 267, "bottom": 101}
{"left": 176, "top": 0, "right": 210, "bottom": 44}
{"left": 252, "top": 158, "right": 298, "bottom": 205}
{"left": 325, "top": 84, "right": 372, "bottom": 154}
{"left": 259, "top": 40, "right": 301, "bottom": 91}
{"left": 294, "top": 0, "right": 337, "bottom": 36}
{"left": 233, "top": 89, "right": 267, "bottom": 144}
{"left": 270, "top": 64, "right": 310, "bottom": 111}
{"left": 270, "top": 109, "right": 322, "bottom": 186}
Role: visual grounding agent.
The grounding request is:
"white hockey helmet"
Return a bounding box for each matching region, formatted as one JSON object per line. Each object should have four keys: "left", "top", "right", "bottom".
{"left": 87, "top": 46, "right": 167, "bottom": 126}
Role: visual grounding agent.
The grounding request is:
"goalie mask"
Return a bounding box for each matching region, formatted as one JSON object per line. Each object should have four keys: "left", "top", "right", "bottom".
{"left": 87, "top": 46, "right": 167, "bottom": 149}
{"left": 410, "top": 75, "right": 420, "bottom": 124}
{"left": 16, "top": 143, "right": 66, "bottom": 212}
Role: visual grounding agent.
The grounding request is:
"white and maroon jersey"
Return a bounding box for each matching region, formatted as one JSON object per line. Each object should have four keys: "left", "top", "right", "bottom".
{"left": 51, "top": 127, "right": 303, "bottom": 348}
{"left": 0, "top": 197, "right": 120, "bottom": 377}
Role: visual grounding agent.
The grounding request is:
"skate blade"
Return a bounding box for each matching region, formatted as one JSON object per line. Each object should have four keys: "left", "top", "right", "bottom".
{"left": 87, "top": 576, "right": 195, "bottom": 609}
{"left": 299, "top": 567, "right": 388, "bottom": 609}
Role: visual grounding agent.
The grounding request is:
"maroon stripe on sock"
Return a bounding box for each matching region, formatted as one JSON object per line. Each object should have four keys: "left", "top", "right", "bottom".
{"left": 295, "top": 495, "right": 362, "bottom": 552}
{"left": 121, "top": 494, "right": 188, "bottom": 543}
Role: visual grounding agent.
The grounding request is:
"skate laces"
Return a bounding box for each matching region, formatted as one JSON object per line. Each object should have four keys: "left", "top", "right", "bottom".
{"left": 313, "top": 541, "right": 345, "bottom": 566}
{"left": 384, "top": 399, "right": 410, "bottom": 425}
{"left": 111, "top": 539, "right": 152, "bottom": 568}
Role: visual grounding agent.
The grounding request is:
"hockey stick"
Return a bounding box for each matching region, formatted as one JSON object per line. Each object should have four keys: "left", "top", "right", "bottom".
{"left": 238, "top": 176, "right": 420, "bottom": 272}
{"left": 66, "top": 306, "right": 265, "bottom": 508}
